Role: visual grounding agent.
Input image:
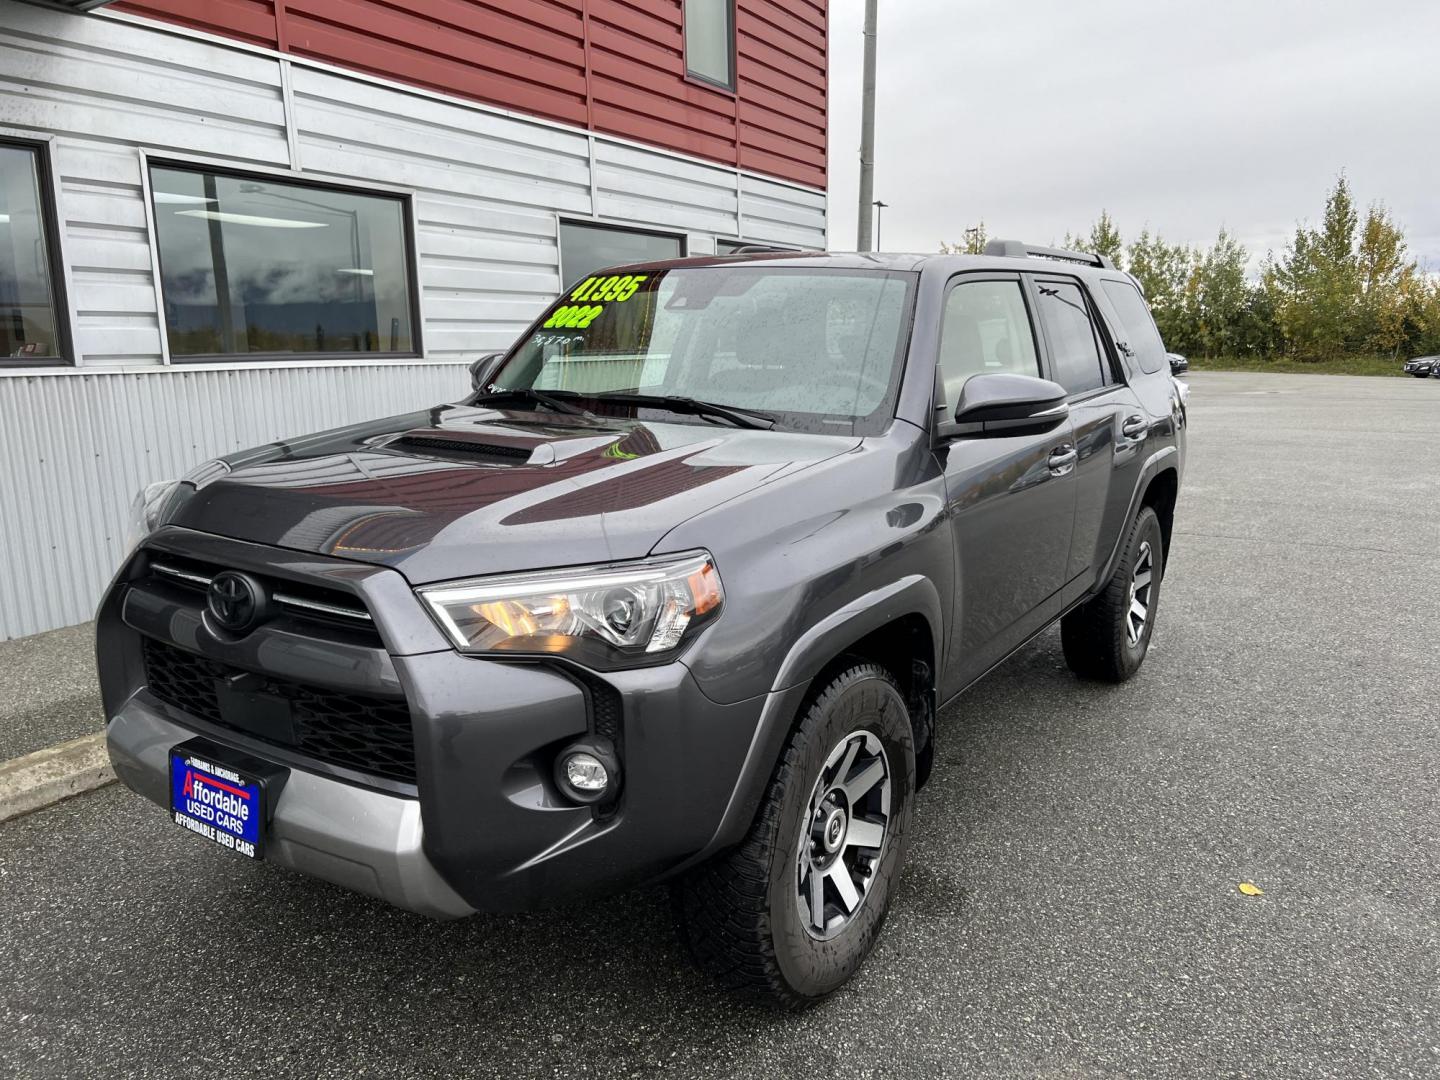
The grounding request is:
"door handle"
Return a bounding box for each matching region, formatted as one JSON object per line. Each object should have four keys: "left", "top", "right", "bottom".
{"left": 1121, "top": 415, "right": 1148, "bottom": 440}
{"left": 1047, "top": 445, "right": 1077, "bottom": 476}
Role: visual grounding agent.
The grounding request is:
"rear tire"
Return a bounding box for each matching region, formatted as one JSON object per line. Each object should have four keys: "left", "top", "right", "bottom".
{"left": 673, "top": 664, "right": 915, "bottom": 1009}
{"left": 1061, "top": 506, "right": 1164, "bottom": 682}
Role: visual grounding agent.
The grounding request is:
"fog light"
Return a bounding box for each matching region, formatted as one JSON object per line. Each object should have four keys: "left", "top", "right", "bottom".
{"left": 564, "top": 752, "right": 608, "bottom": 793}
{"left": 554, "top": 741, "right": 620, "bottom": 805}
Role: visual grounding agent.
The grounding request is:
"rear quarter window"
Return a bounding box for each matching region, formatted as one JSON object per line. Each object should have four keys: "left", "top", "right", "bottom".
{"left": 1101, "top": 279, "right": 1167, "bottom": 375}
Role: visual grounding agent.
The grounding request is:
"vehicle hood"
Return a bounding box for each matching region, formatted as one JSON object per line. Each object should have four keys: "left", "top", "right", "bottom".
{"left": 167, "top": 404, "right": 860, "bottom": 583}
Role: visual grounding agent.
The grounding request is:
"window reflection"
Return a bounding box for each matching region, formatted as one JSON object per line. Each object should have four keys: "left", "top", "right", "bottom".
{"left": 0, "top": 143, "right": 62, "bottom": 361}
{"left": 559, "top": 221, "right": 683, "bottom": 290}
{"left": 150, "top": 166, "right": 415, "bottom": 358}
{"left": 684, "top": 0, "right": 735, "bottom": 89}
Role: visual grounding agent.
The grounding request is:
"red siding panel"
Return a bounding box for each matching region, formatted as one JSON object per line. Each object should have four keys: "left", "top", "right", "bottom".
{"left": 283, "top": 5, "right": 589, "bottom": 127}
{"left": 586, "top": 0, "right": 738, "bottom": 166}
{"left": 112, "top": 0, "right": 827, "bottom": 187}
{"left": 114, "top": 0, "right": 280, "bottom": 48}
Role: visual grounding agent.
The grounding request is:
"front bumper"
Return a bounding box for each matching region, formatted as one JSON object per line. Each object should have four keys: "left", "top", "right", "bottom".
{"left": 107, "top": 697, "right": 474, "bottom": 919}
{"left": 98, "top": 530, "right": 772, "bottom": 917}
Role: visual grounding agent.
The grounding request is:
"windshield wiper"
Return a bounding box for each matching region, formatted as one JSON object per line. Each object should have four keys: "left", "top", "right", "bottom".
{"left": 471, "top": 387, "right": 589, "bottom": 417}
{"left": 585, "top": 392, "right": 776, "bottom": 430}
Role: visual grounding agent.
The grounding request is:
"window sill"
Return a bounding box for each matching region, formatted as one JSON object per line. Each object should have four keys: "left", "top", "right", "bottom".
{"left": 683, "top": 72, "right": 738, "bottom": 97}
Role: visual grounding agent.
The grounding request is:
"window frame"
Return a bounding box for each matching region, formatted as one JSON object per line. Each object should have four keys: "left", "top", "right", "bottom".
{"left": 682, "top": 0, "right": 738, "bottom": 94}
{"left": 1023, "top": 272, "right": 1125, "bottom": 402}
{"left": 556, "top": 216, "right": 688, "bottom": 291}
{"left": 141, "top": 152, "right": 425, "bottom": 366}
{"left": 0, "top": 132, "right": 75, "bottom": 369}
{"left": 933, "top": 270, "right": 1044, "bottom": 412}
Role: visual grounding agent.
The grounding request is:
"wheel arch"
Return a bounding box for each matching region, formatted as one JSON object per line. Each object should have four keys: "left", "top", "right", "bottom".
{"left": 688, "top": 576, "right": 943, "bottom": 863}
{"left": 1140, "top": 465, "right": 1179, "bottom": 568}
{"left": 1096, "top": 447, "right": 1179, "bottom": 586}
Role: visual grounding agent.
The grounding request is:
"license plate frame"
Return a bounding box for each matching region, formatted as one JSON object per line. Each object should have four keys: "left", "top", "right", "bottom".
{"left": 168, "top": 738, "right": 288, "bottom": 860}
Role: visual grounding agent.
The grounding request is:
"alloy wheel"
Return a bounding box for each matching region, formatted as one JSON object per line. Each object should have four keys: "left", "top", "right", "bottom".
{"left": 1126, "top": 540, "right": 1154, "bottom": 647}
{"left": 794, "top": 730, "right": 892, "bottom": 940}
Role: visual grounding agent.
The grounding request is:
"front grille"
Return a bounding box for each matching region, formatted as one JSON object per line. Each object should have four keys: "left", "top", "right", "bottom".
{"left": 145, "top": 555, "right": 379, "bottom": 644}
{"left": 142, "top": 637, "right": 416, "bottom": 785}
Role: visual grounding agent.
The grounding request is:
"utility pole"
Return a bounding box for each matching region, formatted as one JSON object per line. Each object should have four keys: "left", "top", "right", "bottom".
{"left": 856, "top": 0, "right": 878, "bottom": 251}
{"left": 873, "top": 200, "right": 889, "bottom": 250}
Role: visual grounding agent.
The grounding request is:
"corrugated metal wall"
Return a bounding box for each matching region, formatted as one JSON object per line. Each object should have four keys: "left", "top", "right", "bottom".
{"left": 0, "top": 3, "right": 828, "bottom": 639}
{"left": 735, "top": 0, "right": 827, "bottom": 188}
{"left": 0, "top": 365, "right": 469, "bottom": 639}
{"left": 112, "top": 0, "right": 829, "bottom": 189}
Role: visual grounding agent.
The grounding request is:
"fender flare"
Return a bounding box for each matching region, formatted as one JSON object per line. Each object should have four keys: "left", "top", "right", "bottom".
{"left": 1097, "top": 446, "right": 1179, "bottom": 586}
{"left": 769, "top": 573, "right": 944, "bottom": 693}
{"left": 685, "top": 574, "right": 944, "bottom": 863}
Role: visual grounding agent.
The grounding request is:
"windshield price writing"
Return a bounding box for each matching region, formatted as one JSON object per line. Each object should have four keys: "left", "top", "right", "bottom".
{"left": 543, "top": 274, "right": 649, "bottom": 330}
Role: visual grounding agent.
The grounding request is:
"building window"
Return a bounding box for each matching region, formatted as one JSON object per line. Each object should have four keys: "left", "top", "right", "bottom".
{"left": 150, "top": 165, "right": 417, "bottom": 360}
{"left": 559, "top": 221, "right": 684, "bottom": 289}
{"left": 684, "top": 0, "right": 735, "bottom": 90}
{"left": 0, "top": 141, "right": 66, "bottom": 363}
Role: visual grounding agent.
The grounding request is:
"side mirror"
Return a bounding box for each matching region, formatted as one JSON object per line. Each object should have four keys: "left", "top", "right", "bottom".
{"left": 936, "top": 373, "right": 1069, "bottom": 440}
{"left": 469, "top": 352, "right": 504, "bottom": 391}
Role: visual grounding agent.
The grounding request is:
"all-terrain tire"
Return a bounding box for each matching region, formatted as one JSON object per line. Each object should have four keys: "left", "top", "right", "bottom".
{"left": 673, "top": 663, "right": 915, "bottom": 1009}
{"left": 1061, "top": 506, "right": 1165, "bottom": 682}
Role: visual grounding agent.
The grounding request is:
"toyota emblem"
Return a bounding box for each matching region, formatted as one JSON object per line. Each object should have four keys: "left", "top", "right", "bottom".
{"left": 207, "top": 571, "right": 265, "bottom": 632}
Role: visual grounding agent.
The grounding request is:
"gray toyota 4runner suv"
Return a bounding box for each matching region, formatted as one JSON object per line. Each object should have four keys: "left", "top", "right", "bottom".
{"left": 102, "top": 242, "right": 1186, "bottom": 1008}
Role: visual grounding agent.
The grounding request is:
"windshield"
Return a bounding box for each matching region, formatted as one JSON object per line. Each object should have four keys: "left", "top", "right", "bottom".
{"left": 490, "top": 266, "right": 915, "bottom": 434}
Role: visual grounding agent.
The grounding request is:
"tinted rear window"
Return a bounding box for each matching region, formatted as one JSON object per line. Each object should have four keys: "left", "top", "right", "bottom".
{"left": 1035, "top": 281, "right": 1108, "bottom": 396}
{"left": 1101, "top": 279, "right": 1167, "bottom": 375}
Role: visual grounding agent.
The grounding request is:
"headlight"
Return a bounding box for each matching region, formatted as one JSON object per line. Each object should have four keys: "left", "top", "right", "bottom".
{"left": 126, "top": 479, "right": 183, "bottom": 549}
{"left": 418, "top": 551, "right": 723, "bottom": 669}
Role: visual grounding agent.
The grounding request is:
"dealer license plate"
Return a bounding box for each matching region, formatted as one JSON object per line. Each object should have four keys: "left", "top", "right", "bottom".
{"left": 169, "top": 742, "right": 279, "bottom": 859}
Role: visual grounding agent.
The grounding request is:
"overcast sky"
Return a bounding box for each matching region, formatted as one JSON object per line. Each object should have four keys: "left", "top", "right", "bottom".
{"left": 826, "top": 1, "right": 1440, "bottom": 269}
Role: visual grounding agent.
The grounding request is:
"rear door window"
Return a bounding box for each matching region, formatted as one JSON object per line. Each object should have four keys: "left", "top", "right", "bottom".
{"left": 1100, "top": 278, "right": 1167, "bottom": 375}
{"left": 1033, "top": 279, "right": 1109, "bottom": 396}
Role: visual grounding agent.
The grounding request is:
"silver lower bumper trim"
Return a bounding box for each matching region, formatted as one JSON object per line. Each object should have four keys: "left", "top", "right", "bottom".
{"left": 106, "top": 696, "right": 474, "bottom": 920}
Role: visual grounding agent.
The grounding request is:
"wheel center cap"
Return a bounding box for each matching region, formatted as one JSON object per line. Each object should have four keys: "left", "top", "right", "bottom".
{"left": 823, "top": 807, "right": 847, "bottom": 853}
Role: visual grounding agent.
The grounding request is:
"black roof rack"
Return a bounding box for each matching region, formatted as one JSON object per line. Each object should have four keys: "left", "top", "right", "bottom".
{"left": 983, "top": 239, "right": 1116, "bottom": 271}
{"left": 721, "top": 243, "right": 820, "bottom": 255}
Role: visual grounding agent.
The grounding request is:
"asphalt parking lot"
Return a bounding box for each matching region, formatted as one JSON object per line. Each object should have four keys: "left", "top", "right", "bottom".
{"left": 2, "top": 371, "right": 1438, "bottom": 1079}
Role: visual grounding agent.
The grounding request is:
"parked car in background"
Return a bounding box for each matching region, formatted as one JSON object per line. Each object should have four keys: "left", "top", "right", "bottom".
{"left": 102, "top": 242, "right": 1185, "bottom": 1008}
{"left": 1403, "top": 355, "right": 1439, "bottom": 377}
{"left": 1168, "top": 352, "right": 1190, "bottom": 376}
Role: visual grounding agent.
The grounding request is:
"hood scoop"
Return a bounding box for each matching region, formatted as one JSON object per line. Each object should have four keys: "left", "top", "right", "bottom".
{"left": 386, "top": 431, "right": 537, "bottom": 465}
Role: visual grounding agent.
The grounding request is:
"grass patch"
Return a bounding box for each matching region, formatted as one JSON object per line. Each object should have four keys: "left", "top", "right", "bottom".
{"left": 1186, "top": 354, "right": 1411, "bottom": 377}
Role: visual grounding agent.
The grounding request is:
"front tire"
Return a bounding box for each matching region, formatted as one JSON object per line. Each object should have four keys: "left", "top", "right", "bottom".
{"left": 1061, "top": 506, "right": 1165, "bottom": 682}
{"left": 674, "top": 664, "right": 915, "bottom": 1009}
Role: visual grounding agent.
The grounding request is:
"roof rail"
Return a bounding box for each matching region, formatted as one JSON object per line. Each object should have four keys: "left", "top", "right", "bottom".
{"left": 722, "top": 243, "right": 804, "bottom": 254}
{"left": 983, "top": 239, "right": 1116, "bottom": 271}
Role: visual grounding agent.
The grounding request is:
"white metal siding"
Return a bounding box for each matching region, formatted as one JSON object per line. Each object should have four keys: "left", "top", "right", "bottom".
{"left": 289, "top": 66, "right": 588, "bottom": 358}
{"left": 0, "top": 364, "right": 471, "bottom": 639}
{"left": 0, "top": 3, "right": 827, "bottom": 639}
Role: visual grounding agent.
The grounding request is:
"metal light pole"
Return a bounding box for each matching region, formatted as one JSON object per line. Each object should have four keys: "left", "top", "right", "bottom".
{"left": 873, "top": 200, "right": 889, "bottom": 251}
{"left": 856, "top": 0, "right": 878, "bottom": 251}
